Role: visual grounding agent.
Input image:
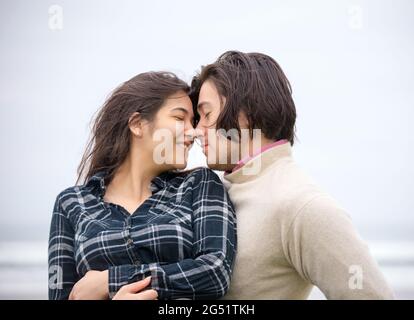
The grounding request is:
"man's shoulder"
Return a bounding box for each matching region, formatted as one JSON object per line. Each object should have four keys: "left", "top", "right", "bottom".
{"left": 265, "top": 161, "right": 325, "bottom": 210}
{"left": 264, "top": 161, "right": 349, "bottom": 224}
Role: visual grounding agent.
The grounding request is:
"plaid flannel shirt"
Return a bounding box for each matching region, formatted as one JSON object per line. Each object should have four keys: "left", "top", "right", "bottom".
{"left": 48, "top": 167, "right": 237, "bottom": 300}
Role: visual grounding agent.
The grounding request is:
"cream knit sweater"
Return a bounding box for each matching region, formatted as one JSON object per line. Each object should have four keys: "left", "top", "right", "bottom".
{"left": 222, "top": 143, "right": 394, "bottom": 299}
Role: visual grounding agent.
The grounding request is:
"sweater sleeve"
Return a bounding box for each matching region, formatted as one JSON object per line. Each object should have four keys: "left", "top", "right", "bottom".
{"left": 284, "top": 195, "right": 395, "bottom": 299}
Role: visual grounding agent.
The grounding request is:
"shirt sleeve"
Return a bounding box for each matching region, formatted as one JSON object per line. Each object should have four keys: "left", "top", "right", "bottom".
{"left": 108, "top": 168, "right": 237, "bottom": 300}
{"left": 48, "top": 193, "right": 79, "bottom": 300}
{"left": 284, "top": 194, "right": 395, "bottom": 299}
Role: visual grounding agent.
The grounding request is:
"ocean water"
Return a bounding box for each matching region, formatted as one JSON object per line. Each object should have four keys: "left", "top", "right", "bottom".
{"left": 0, "top": 241, "right": 413, "bottom": 300}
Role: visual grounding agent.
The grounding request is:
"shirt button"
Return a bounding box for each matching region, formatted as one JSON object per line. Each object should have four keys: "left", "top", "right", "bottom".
{"left": 127, "top": 238, "right": 133, "bottom": 245}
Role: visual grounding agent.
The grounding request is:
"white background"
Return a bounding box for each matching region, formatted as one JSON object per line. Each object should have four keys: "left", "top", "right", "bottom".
{"left": 0, "top": 0, "right": 413, "bottom": 299}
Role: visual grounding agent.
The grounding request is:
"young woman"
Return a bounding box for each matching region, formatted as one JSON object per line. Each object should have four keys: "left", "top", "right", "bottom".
{"left": 48, "top": 72, "right": 237, "bottom": 300}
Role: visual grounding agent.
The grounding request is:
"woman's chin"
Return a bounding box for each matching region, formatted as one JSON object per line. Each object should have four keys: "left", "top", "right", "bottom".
{"left": 174, "top": 161, "right": 188, "bottom": 170}
{"left": 169, "top": 158, "right": 188, "bottom": 171}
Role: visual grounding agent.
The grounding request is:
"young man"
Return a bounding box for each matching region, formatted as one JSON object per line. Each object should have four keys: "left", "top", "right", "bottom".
{"left": 191, "top": 50, "right": 394, "bottom": 299}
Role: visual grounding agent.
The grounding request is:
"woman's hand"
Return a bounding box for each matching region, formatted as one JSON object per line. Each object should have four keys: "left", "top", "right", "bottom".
{"left": 113, "top": 276, "right": 158, "bottom": 300}
{"left": 69, "top": 270, "right": 109, "bottom": 300}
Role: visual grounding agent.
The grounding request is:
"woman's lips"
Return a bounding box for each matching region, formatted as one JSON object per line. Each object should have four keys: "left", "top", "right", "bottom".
{"left": 184, "top": 141, "right": 193, "bottom": 148}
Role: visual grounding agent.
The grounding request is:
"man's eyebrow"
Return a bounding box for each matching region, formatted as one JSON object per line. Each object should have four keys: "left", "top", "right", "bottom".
{"left": 197, "top": 101, "right": 211, "bottom": 111}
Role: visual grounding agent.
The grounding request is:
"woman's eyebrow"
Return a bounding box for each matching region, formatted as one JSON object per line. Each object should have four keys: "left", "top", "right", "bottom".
{"left": 171, "top": 107, "right": 189, "bottom": 113}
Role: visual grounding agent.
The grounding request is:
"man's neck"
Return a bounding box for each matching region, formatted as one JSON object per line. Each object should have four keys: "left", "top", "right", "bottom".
{"left": 239, "top": 136, "right": 276, "bottom": 161}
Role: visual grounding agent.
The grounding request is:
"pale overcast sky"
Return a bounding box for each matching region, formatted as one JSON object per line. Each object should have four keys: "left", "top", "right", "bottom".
{"left": 1, "top": 0, "right": 413, "bottom": 241}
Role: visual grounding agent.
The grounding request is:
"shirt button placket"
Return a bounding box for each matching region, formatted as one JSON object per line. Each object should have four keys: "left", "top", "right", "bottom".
{"left": 125, "top": 217, "right": 140, "bottom": 266}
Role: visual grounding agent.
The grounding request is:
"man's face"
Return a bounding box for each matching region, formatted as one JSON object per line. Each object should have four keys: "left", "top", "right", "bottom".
{"left": 195, "top": 80, "right": 241, "bottom": 171}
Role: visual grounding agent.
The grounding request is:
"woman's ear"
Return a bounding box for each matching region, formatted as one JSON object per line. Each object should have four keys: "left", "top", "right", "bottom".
{"left": 128, "top": 112, "right": 143, "bottom": 137}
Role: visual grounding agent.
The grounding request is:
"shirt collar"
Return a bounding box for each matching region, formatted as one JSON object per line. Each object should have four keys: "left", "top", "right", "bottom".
{"left": 224, "top": 141, "right": 292, "bottom": 184}
{"left": 225, "top": 139, "right": 289, "bottom": 175}
{"left": 85, "top": 170, "right": 168, "bottom": 197}
{"left": 85, "top": 170, "right": 108, "bottom": 192}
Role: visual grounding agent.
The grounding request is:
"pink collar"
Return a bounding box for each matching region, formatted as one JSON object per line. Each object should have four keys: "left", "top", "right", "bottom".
{"left": 225, "top": 139, "right": 288, "bottom": 175}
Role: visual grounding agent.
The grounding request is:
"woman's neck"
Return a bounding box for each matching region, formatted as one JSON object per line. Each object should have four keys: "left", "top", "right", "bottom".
{"left": 104, "top": 149, "right": 162, "bottom": 212}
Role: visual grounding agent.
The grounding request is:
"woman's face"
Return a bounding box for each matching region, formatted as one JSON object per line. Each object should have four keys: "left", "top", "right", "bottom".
{"left": 141, "top": 91, "right": 195, "bottom": 171}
